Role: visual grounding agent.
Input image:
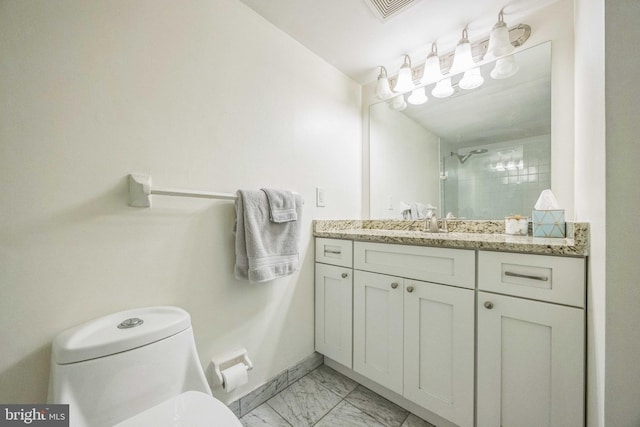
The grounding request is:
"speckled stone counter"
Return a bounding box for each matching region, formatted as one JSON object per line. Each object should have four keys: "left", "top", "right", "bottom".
{"left": 313, "top": 219, "right": 589, "bottom": 257}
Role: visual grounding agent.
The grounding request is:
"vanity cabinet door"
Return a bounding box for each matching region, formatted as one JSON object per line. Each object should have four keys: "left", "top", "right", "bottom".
{"left": 403, "top": 280, "right": 475, "bottom": 427}
{"left": 315, "top": 263, "right": 353, "bottom": 368}
{"left": 353, "top": 270, "right": 404, "bottom": 394}
{"left": 477, "top": 292, "right": 585, "bottom": 427}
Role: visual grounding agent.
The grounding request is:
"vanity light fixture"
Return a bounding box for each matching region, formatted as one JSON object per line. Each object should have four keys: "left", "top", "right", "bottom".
{"left": 393, "top": 55, "right": 416, "bottom": 93}
{"left": 376, "top": 66, "right": 394, "bottom": 100}
{"left": 420, "top": 43, "right": 444, "bottom": 85}
{"left": 374, "top": 11, "right": 532, "bottom": 99}
{"left": 486, "top": 10, "right": 515, "bottom": 59}
{"left": 407, "top": 87, "right": 428, "bottom": 105}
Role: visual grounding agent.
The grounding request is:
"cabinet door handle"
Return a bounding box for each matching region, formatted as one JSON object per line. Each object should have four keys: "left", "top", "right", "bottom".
{"left": 325, "top": 249, "right": 342, "bottom": 255}
{"left": 504, "top": 271, "right": 549, "bottom": 281}
{"left": 341, "top": 273, "right": 348, "bottom": 279}
{"left": 406, "top": 286, "right": 414, "bottom": 293}
{"left": 484, "top": 301, "right": 494, "bottom": 309}
{"left": 391, "top": 282, "right": 399, "bottom": 289}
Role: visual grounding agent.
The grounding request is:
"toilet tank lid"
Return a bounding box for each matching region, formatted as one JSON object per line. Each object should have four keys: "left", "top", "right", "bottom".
{"left": 53, "top": 306, "right": 191, "bottom": 364}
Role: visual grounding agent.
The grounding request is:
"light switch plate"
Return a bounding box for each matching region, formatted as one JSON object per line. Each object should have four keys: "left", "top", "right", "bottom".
{"left": 316, "top": 187, "right": 326, "bottom": 207}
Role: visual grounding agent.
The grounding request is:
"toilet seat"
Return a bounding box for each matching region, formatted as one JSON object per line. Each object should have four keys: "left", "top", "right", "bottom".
{"left": 114, "top": 391, "right": 242, "bottom": 427}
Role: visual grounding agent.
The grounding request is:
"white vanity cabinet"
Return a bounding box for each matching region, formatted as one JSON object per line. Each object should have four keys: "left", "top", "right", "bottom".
{"left": 476, "top": 251, "right": 586, "bottom": 427}
{"left": 314, "top": 237, "right": 587, "bottom": 427}
{"left": 353, "top": 242, "right": 475, "bottom": 427}
{"left": 314, "top": 238, "right": 353, "bottom": 368}
{"left": 353, "top": 270, "right": 404, "bottom": 393}
{"left": 403, "top": 278, "right": 474, "bottom": 427}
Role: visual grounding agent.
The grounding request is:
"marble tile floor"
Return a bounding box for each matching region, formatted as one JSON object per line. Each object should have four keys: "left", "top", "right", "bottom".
{"left": 240, "top": 364, "right": 436, "bottom": 427}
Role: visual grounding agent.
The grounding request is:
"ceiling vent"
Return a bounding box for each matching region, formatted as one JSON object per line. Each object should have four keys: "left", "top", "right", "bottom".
{"left": 363, "top": 0, "right": 422, "bottom": 22}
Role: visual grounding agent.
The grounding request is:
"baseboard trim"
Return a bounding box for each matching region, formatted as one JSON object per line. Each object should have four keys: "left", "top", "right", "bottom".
{"left": 227, "top": 352, "right": 324, "bottom": 417}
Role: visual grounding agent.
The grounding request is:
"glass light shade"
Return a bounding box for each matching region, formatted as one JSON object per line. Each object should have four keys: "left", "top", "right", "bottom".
{"left": 486, "top": 20, "right": 514, "bottom": 59}
{"left": 407, "top": 87, "right": 428, "bottom": 105}
{"left": 376, "top": 75, "right": 393, "bottom": 99}
{"left": 389, "top": 95, "right": 407, "bottom": 111}
{"left": 394, "top": 64, "right": 415, "bottom": 93}
{"left": 459, "top": 67, "right": 484, "bottom": 90}
{"left": 450, "top": 35, "right": 474, "bottom": 74}
{"left": 490, "top": 55, "right": 520, "bottom": 79}
{"left": 495, "top": 162, "right": 506, "bottom": 172}
{"left": 420, "top": 50, "right": 443, "bottom": 85}
{"left": 506, "top": 160, "right": 517, "bottom": 171}
{"left": 431, "top": 78, "right": 454, "bottom": 98}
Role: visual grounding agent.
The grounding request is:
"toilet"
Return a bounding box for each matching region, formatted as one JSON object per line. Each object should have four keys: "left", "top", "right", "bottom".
{"left": 47, "top": 306, "right": 242, "bottom": 427}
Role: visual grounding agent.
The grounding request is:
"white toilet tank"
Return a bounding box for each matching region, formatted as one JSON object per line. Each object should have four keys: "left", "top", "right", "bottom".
{"left": 48, "top": 306, "right": 220, "bottom": 427}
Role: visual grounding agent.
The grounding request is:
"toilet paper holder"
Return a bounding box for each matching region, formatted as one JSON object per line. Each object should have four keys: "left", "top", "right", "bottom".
{"left": 211, "top": 347, "right": 253, "bottom": 387}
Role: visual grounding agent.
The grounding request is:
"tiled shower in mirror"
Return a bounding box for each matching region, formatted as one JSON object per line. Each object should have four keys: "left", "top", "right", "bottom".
{"left": 441, "top": 135, "right": 551, "bottom": 220}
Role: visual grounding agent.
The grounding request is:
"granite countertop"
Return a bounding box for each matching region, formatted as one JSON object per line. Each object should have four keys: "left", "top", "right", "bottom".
{"left": 313, "top": 219, "right": 589, "bottom": 257}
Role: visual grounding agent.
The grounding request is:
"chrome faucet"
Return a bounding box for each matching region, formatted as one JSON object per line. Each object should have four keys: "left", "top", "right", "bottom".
{"left": 425, "top": 210, "right": 439, "bottom": 233}
{"left": 424, "top": 210, "right": 448, "bottom": 233}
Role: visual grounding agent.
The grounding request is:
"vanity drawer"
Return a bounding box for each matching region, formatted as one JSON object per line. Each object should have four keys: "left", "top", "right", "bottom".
{"left": 315, "top": 238, "right": 353, "bottom": 268}
{"left": 478, "top": 251, "right": 585, "bottom": 307}
{"left": 354, "top": 242, "right": 475, "bottom": 289}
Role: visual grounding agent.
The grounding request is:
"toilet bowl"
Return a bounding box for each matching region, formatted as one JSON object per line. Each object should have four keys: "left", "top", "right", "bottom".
{"left": 47, "top": 306, "right": 242, "bottom": 427}
{"left": 114, "top": 391, "right": 240, "bottom": 427}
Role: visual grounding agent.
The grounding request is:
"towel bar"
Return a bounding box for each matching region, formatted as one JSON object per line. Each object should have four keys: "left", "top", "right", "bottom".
{"left": 128, "top": 173, "right": 237, "bottom": 207}
{"left": 128, "top": 173, "right": 302, "bottom": 207}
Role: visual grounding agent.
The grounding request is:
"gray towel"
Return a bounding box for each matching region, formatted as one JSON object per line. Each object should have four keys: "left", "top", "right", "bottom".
{"left": 234, "top": 190, "right": 302, "bottom": 283}
{"left": 261, "top": 188, "right": 298, "bottom": 223}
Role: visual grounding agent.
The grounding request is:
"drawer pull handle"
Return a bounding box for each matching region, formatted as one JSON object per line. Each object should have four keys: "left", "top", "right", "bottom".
{"left": 484, "top": 301, "right": 494, "bottom": 309}
{"left": 504, "top": 271, "right": 549, "bottom": 282}
{"left": 406, "top": 286, "right": 414, "bottom": 293}
{"left": 341, "top": 273, "right": 348, "bottom": 279}
{"left": 391, "top": 282, "right": 399, "bottom": 289}
{"left": 324, "top": 249, "right": 342, "bottom": 255}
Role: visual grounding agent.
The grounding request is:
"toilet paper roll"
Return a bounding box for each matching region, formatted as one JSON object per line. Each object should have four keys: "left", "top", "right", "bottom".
{"left": 221, "top": 363, "right": 248, "bottom": 392}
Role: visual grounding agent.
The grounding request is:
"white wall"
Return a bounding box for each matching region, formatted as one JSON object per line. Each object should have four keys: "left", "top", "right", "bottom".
{"left": 573, "top": 0, "right": 606, "bottom": 425}
{"left": 604, "top": 1, "right": 640, "bottom": 425}
{"left": 0, "top": 0, "right": 361, "bottom": 404}
{"left": 369, "top": 103, "right": 440, "bottom": 219}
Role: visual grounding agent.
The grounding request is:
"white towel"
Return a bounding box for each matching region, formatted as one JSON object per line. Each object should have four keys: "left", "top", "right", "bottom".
{"left": 234, "top": 190, "right": 302, "bottom": 283}
{"left": 261, "top": 188, "right": 298, "bottom": 223}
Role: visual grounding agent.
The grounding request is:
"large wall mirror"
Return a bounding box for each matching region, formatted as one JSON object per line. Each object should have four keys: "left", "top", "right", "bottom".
{"left": 370, "top": 42, "right": 551, "bottom": 220}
